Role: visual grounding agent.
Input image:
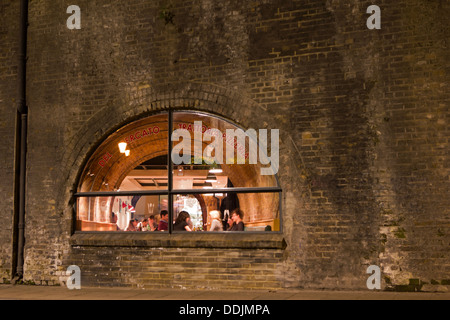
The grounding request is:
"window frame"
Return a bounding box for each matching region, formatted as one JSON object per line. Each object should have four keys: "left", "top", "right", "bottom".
{"left": 73, "top": 109, "right": 283, "bottom": 235}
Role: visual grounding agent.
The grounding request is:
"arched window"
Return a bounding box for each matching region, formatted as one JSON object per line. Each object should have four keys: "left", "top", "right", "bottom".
{"left": 75, "top": 111, "right": 282, "bottom": 233}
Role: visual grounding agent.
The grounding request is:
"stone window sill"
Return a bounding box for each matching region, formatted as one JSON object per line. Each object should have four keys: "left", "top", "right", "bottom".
{"left": 70, "top": 232, "right": 287, "bottom": 250}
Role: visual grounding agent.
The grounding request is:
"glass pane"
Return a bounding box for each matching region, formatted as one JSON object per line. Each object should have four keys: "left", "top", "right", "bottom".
{"left": 78, "top": 113, "right": 169, "bottom": 193}
{"left": 171, "top": 112, "right": 279, "bottom": 190}
{"left": 171, "top": 192, "right": 280, "bottom": 232}
{"left": 76, "top": 195, "right": 170, "bottom": 232}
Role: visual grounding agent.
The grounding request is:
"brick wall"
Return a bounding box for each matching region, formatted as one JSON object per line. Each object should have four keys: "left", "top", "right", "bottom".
{"left": 68, "top": 246, "right": 284, "bottom": 290}
{"left": 0, "top": 0, "right": 20, "bottom": 283}
{"left": 64, "top": 233, "right": 287, "bottom": 290}
{"left": 0, "top": 0, "right": 448, "bottom": 289}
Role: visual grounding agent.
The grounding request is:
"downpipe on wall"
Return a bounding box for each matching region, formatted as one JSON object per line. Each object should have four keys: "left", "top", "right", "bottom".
{"left": 12, "top": 0, "right": 29, "bottom": 284}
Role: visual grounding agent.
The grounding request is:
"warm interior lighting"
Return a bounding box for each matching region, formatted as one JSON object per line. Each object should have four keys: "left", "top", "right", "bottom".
{"left": 204, "top": 193, "right": 224, "bottom": 197}
{"left": 209, "top": 168, "right": 223, "bottom": 174}
{"left": 206, "top": 173, "right": 217, "bottom": 183}
{"left": 118, "top": 142, "right": 127, "bottom": 153}
{"left": 125, "top": 150, "right": 130, "bottom": 157}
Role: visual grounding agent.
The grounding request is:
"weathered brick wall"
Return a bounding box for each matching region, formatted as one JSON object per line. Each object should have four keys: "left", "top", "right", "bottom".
{"left": 68, "top": 246, "right": 285, "bottom": 290}
{"left": 64, "top": 233, "right": 287, "bottom": 290}
{"left": 286, "top": 0, "right": 449, "bottom": 288}
{"left": 373, "top": 0, "right": 449, "bottom": 287}
{"left": 0, "top": 0, "right": 447, "bottom": 289}
{"left": 0, "top": 0, "right": 20, "bottom": 283}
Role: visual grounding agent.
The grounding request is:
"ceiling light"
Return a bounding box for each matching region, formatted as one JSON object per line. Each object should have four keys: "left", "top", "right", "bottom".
{"left": 204, "top": 193, "right": 224, "bottom": 197}
{"left": 125, "top": 150, "right": 130, "bottom": 157}
{"left": 209, "top": 168, "right": 223, "bottom": 174}
{"left": 118, "top": 142, "right": 127, "bottom": 153}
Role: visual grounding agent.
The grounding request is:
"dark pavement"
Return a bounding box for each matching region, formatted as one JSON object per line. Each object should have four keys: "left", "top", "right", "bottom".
{"left": 0, "top": 284, "right": 448, "bottom": 300}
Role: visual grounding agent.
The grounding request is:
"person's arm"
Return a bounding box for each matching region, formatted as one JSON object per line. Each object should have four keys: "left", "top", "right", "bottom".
{"left": 237, "top": 221, "right": 245, "bottom": 231}
{"left": 185, "top": 224, "right": 192, "bottom": 232}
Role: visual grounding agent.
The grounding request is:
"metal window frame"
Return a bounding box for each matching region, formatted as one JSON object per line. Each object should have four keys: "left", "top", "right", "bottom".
{"left": 73, "top": 109, "right": 283, "bottom": 234}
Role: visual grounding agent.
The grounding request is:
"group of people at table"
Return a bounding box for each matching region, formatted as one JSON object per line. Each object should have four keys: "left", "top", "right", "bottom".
{"left": 123, "top": 208, "right": 245, "bottom": 232}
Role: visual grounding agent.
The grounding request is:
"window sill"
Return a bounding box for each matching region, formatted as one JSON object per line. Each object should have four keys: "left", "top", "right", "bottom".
{"left": 70, "top": 232, "right": 287, "bottom": 250}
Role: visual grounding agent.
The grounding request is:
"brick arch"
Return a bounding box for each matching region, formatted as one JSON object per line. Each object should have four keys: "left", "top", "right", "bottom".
{"left": 79, "top": 117, "right": 278, "bottom": 191}
{"left": 78, "top": 115, "right": 169, "bottom": 193}
{"left": 76, "top": 116, "right": 277, "bottom": 195}
{"left": 56, "top": 82, "right": 294, "bottom": 235}
{"left": 57, "top": 82, "right": 278, "bottom": 211}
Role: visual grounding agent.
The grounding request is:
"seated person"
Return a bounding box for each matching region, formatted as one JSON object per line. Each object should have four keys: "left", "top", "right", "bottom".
{"left": 209, "top": 210, "right": 223, "bottom": 231}
{"left": 137, "top": 219, "right": 148, "bottom": 231}
{"left": 126, "top": 219, "right": 138, "bottom": 232}
{"left": 111, "top": 213, "right": 121, "bottom": 231}
{"left": 228, "top": 209, "right": 245, "bottom": 231}
{"left": 157, "top": 210, "right": 169, "bottom": 231}
{"left": 173, "top": 211, "right": 192, "bottom": 232}
{"left": 148, "top": 215, "right": 158, "bottom": 231}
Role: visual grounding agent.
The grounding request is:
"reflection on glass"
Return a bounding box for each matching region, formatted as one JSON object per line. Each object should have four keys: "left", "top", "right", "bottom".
{"left": 119, "top": 155, "right": 169, "bottom": 192}
{"left": 76, "top": 195, "right": 168, "bottom": 232}
{"left": 173, "top": 194, "right": 204, "bottom": 231}
{"left": 172, "top": 192, "right": 280, "bottom": 233}
{"left": 75, "top": 111, "right": 281, "bottom": 233}
{"left": 78, "top": 113, "right": 169, "bottom": 193}
{"left": 172, "top": 112, "right": 278, "bottom": 190}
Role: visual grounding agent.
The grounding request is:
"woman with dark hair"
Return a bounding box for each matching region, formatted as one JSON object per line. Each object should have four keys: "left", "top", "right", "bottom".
{"left": 125, "top": 219, "right": 138, "bottom": 232}
{"left": 173, "top": 211, "right": 192, "bottom": 232}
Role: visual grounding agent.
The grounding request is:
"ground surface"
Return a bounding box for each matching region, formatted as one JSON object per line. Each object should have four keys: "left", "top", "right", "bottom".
{"left": 0, "top": 284, "right": 448, "bottom": 300}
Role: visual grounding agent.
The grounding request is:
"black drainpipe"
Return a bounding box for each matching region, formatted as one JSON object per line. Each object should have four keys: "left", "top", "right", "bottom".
{"left": 12, "top": 0, "right": 29, "bottom": 284}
